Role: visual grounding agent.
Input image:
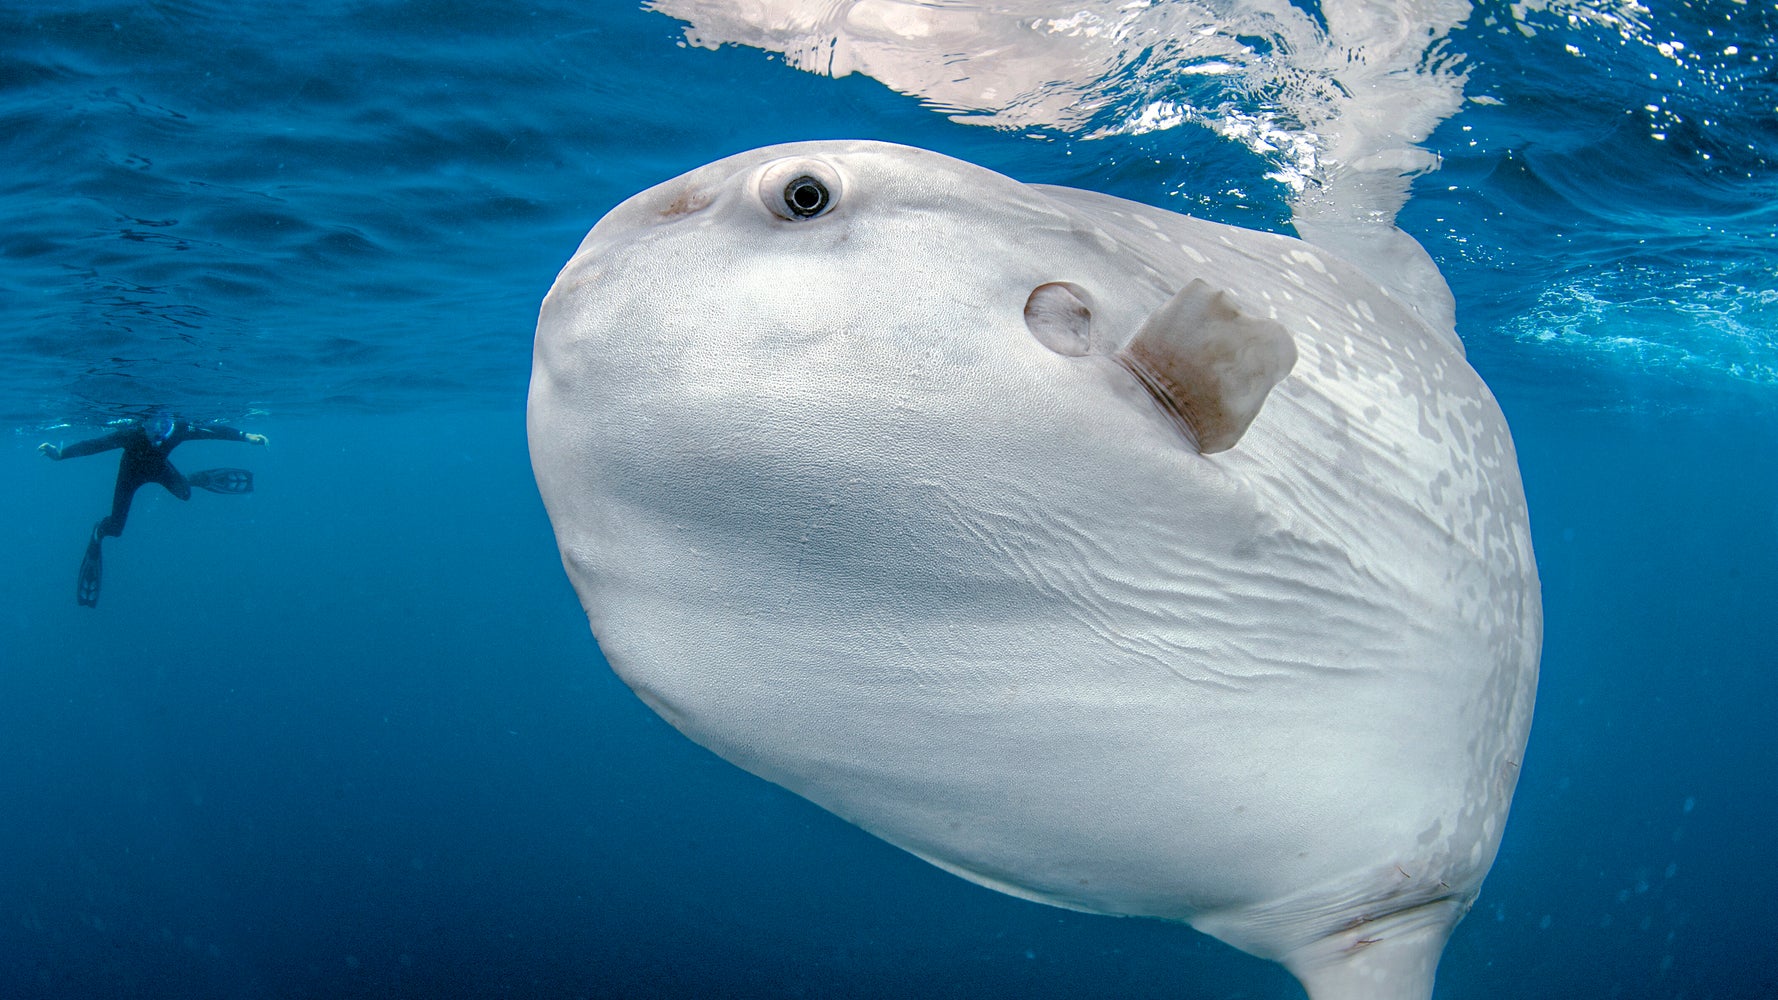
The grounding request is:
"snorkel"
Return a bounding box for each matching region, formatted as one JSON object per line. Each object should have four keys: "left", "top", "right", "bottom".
{"left": 144, "top": 411, "right": 176, "bottom": 448}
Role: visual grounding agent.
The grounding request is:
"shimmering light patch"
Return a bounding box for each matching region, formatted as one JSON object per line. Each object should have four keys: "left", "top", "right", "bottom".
{"left": 1505, "top": 273, "right": 1778, "bottom": 388}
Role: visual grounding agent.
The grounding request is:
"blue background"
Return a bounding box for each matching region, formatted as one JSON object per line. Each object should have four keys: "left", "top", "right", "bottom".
{"left": 2, "top": 1, "right": 1775, "bottom": 997}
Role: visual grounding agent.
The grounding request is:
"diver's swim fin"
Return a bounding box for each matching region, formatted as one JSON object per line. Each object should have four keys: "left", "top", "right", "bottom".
{"left": 188, "top": 468, "right": 254, "bottom": 495}
{"left": 77, "top": 531, "right": 102, "bottom": 608}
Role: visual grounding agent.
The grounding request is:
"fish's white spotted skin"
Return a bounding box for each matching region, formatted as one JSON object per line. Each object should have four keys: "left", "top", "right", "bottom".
{"left": 528, "top": 140, "right": 1539, "bottom": 1000}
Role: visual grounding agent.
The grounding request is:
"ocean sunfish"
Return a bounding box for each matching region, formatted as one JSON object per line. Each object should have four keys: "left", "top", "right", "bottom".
{"left": 527, "top": 140, "right": 1540, "bottom": 1000}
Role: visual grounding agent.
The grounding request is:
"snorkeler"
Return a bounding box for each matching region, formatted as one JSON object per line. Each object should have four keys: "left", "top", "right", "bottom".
{"left": 39, "top": 412, "right": 268, "bottom": 608}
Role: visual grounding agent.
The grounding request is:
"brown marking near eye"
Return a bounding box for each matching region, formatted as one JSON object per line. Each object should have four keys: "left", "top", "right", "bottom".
{"left": 661, "top": 185, "right": 711, "bottom": 218}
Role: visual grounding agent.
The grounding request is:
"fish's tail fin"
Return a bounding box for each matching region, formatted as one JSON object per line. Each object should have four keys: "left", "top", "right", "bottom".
{"left": 1280, "top": 897, "right": 1464, "bottom": 1000}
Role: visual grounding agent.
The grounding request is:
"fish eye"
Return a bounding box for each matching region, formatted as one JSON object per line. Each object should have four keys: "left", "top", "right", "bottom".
{"left": 758, "top": 158, "right": 842, "bottom": 221}
{"left": 784, "top": 176, "right": 829, "bottom": 217}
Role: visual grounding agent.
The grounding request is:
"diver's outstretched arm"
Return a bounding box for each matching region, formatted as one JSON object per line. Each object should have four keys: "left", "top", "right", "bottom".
{"left": 180, "top": 424, "right": 267, "bottom": 447}
{"left": 40, "top": 430, "right": 129, "bottom": 461}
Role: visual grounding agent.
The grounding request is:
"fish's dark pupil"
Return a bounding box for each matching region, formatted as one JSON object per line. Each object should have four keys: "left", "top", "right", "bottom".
{"left": 785, "top": 176, "right": 829, "bottom": 217}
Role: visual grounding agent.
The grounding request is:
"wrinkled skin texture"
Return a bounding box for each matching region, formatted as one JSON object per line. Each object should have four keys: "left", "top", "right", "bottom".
{"left": 528, "top": 141, "right": 1539, "bottom": 1000}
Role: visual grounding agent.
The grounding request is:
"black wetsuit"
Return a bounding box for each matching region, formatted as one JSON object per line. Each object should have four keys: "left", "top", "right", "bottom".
{"left": 53, "top": 422, "right": 255, "bottom": 538}
{"left": 46, "top": 419, "right": 258, "bottom": 606}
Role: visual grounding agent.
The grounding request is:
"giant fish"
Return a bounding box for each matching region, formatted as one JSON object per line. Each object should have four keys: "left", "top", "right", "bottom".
{"left": 527, "top": 139, "right": 1540, "bottom": 1000}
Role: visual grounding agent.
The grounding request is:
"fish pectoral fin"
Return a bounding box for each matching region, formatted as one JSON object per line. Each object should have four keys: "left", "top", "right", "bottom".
{"left": 1115, "top": 278, "right": 1297, "bottom": 454}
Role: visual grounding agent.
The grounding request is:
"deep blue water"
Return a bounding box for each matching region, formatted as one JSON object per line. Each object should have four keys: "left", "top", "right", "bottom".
{"left": 2, "top": 2, "right": 1775, "bottom": 998}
